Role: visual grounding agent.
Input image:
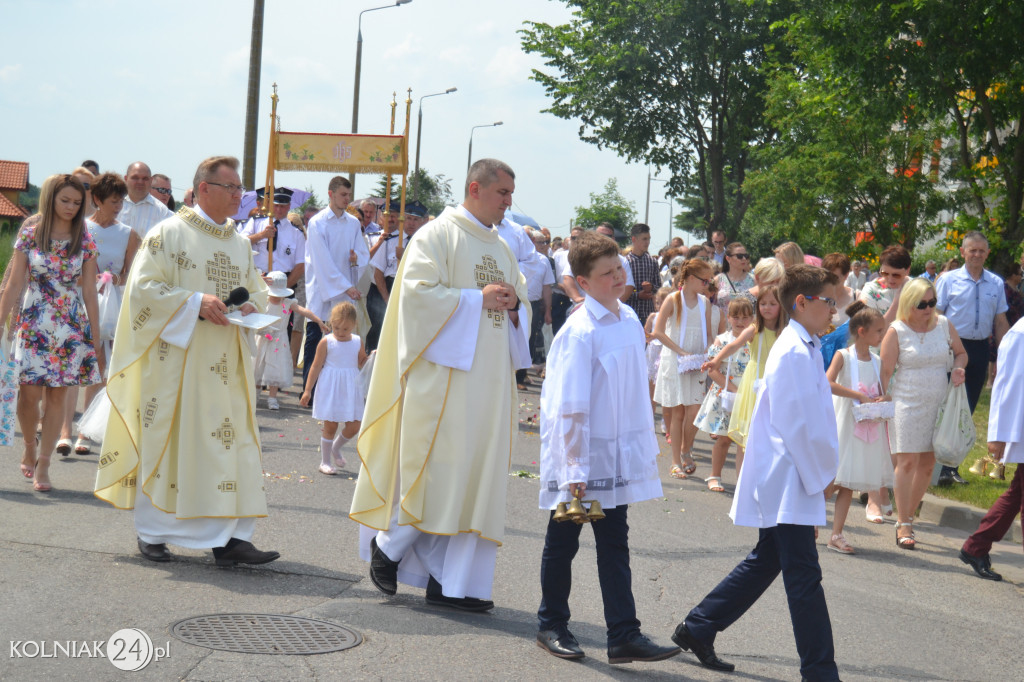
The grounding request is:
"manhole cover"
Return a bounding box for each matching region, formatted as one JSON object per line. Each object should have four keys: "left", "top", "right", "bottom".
{"left": 170, "top": 614, "right": 361, "bottom": 655}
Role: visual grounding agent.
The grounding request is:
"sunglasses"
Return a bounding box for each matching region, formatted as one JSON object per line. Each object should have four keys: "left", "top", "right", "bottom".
{"left": 916, "top": 298, "right": 937, "bottom": 310}
{"left": 691, "top": 275, "right": 712, "bottom": 287}
{"left": 729, "top": 253, "right": 749, "bottom": 260}
{"left": 153, "top": 187, "right": 172, "bottom": 195}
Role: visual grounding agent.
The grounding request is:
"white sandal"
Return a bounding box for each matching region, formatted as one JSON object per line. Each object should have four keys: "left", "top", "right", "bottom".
{"left": 827, "top": 533, "right": 855, "bottom": 555}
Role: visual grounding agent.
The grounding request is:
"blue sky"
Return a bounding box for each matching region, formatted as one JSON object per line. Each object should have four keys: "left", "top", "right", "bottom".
{"left": 1, "top": 0, "right": 695, "bottom": 243}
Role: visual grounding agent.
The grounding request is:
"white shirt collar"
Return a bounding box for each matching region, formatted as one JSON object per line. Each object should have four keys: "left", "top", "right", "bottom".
{"left": 456, "top": 204, "right": 493, "bottom": 230}
{"left": 126, "top": 193, "right": 159, "bottom": 208}
{"left": 194, "top": 204, "right": 226, "bottom": 226}
{"left": 584, "top": 293, "right": 620, "bottom": 321}
{"left": 788, "top": 318, "right": 819, "bottom": 349}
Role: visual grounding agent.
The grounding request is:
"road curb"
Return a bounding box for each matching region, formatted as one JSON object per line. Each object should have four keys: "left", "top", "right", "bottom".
{"left": 918, "top": 492, "right": 1023, "bottom": 544}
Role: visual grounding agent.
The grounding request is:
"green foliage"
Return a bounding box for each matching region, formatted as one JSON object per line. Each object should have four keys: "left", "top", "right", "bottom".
{"left": 19, "top": 183, "right": 39, "bottom": 215}
{"left": 521, "top": 0, "right": 794, "bottom": 242}
{"left": 374, "top": 168, "right": 454, "bottom": 217}
{"left": 298, "top": 186, "right": 323, "bottom": 213}
{"left": 791, "top": 0, "right": 1024, "bottom": 273}
{"left": 573, "top": 178, "right": 637, "bottom": 233}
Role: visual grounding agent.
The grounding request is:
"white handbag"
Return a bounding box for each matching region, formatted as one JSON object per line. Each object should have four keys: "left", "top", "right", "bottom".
{"left": 848, "top": 350, "right": 894, "bottom": 422}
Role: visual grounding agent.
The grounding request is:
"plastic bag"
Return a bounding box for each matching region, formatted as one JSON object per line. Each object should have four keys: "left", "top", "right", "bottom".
{"left": 0, "top": 335, "right": 18, "bottom": 447}
{"left": 932, "top": 381, "right": 976, "bottom": 467}
{"left": 96, "top": 279, "right": 121, "bottom": 341}
{"left": 76, "top": 386, "right": 111, "bottom": 444}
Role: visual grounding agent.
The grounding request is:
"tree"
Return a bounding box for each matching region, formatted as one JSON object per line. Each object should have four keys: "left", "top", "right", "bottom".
{"left": 298, "top": 185, "right": 323, "bottom": 213}
{"left": 743, "top": 30, "right": 953, "bottom": 254}
{"left": 791, "top": 0, "right": 1024, "bottom": 270}
{"left": 573, "top": 178, "right": 636, "bottom": 234}
{"left": 374, "top": 168, "right": 454, "bottom": 217}
{"left": 521, "top": 0, "right": 794, "bottom": 243}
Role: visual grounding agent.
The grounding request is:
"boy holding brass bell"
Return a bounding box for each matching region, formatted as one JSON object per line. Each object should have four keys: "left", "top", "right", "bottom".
{"left": 537, "top": 231, "right": 679, "bottom": 665}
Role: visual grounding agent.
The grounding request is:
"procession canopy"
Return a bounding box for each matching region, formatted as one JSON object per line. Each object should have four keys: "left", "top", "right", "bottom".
{"left": 275, "top": 132, "right": 406, "bottom": 174}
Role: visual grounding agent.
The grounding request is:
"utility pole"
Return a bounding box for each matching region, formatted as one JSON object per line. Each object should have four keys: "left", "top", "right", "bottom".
{"left": 241, "top": 0, "right": 265, "bottom": 191}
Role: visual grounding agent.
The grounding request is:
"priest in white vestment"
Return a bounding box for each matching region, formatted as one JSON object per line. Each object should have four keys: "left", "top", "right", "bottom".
{"left": 95, "top": 156, "right": 280, "bottom": 567}
{"left": 350, "top": 159, "right": 531, "bottom": 610}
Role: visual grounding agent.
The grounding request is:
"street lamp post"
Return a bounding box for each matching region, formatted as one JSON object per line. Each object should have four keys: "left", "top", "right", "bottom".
{"left": 653, "top": 199, "right": 674, "bottom": 249}
{"left": 350, "top": 0, "right": 412, "bottom": 189}
{"left": 645, "top": 172, "right": 668, "bottom": 224}
{"left": 467, "top": 122, "right": 503, "bottom": 174}
{"left": 414, "top": 87, "right": 457, "bottom": 201}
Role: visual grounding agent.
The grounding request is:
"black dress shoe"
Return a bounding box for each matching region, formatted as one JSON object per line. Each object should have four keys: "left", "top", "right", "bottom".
{"left": 212, "top": 538, "right": 280, "bottom": 566}
{"left": 425, "top": 576, "right": 494, "bottom": 611}
{"left": 536, "top": 629, "right": 584, "bottom": 659}
{"left": 369, "top": 537, "right": 399, "bottom": 595}
{"left": 607, "top": 633, "right": 680, "bottom": 664}
{"left": 959, "top": 549, "right": 1002, "bottom": 581}
{"left": 671, "top": 623, "right": 735, "bottom": 672}
{"left": 137, "top": 537, "right": 171, "bottom": 562}
{"left": 950, "top": 471, "right": 968, "bottom": 485}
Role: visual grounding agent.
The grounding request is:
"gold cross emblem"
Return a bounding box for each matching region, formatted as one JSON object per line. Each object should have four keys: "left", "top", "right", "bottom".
{"left": 211, "top": 418, "right": 235, "bottom": 449}
{"left": 206, "top": 251, "right": 242, "bottom": 301}
{"left": 475, "top": 255, "right": 505, "bottom": 328}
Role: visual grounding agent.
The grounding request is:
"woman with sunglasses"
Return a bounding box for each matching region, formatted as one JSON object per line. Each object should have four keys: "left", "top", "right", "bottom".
{"left": 0, "top": 174, "right": 104, "bottom": 492}
{"left": 880, "top": 278, "right": 967, "bottom": 549}
{"left": 713, "top": 242, "right": 755, "bottom": 314}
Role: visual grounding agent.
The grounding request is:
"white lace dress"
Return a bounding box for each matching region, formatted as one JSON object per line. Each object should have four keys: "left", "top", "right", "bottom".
{"left": 833, "top": 348, "right": 894, "bottom": 489}
{"left": 888, "top": 317, "right": 952, "bottom": 454}
{"left": 653, "top": 295, "right": 709, "bottom": 407}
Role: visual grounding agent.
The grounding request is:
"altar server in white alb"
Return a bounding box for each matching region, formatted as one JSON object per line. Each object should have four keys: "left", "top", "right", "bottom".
{"left": 350, "top": 159, "right": 531, "bottom": 612}
{"left": 671, "top": 264, "right": 842, "bottom": 681}
{"left": 959, "top": 316, "right": 1024, "bottom": 581}
{"left": 536, "top": 231, "right": 680, "bottom": 665}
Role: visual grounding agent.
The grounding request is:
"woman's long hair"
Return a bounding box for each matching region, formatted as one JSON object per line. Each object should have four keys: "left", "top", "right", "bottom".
{"left": 36, "top": 173, "right": 87, "bottom": 257}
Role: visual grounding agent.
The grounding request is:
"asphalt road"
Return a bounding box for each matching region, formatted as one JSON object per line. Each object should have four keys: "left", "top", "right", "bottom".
{"left": 1, "top": 372, "right": 1022, "bottom": 681}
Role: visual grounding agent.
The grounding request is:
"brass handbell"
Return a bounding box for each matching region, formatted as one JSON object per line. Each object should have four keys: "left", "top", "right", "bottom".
{"left": 552, "top": 502, "right": 570, "bottom": 522}
{"left": 586, "top": 499, "right": 605, "bottom": 522}
{"left": 566, "top": 497, "right": 590, "bottom": 524}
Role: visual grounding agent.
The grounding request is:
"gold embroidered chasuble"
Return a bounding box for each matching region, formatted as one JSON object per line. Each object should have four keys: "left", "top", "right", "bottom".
{"left": 94, "top": 207, "right": 270, "bottom": 518}
{"left": 349, "top": 207, "right": 528, "bottom": 544}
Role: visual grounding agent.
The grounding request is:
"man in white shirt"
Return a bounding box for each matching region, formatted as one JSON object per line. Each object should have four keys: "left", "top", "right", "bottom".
{"left": 359, "top": 199, "right": 382, "bottom": 251}
{"left": 241, "top": 188, "right": 306, "bottom": 288}
{"left": 522, "top": 229, "right": 555, "bottom": 369}
{"left": 845, "top": 260, "right": 867, "bottom": 292}
{"left": 302, "top": 176, "right": 369, "bottom": 397}
{"left": 119, "top": 161, "right": 173, "bottom": 238}
{"left": 151, "top": 173, "right": 174, "bottom": 208}
{"left": 365, "top": 207, "right": 401, "bottom": 352}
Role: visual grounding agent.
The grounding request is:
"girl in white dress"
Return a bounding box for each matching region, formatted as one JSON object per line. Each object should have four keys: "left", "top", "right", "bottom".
{"left": 255, "top": 271, "right": 327, "bottom": 410}
{"left": 645, "top": 286, "right": 671, "bottom": 435}
{"left": 694, "top": 297, "right": 754, "bottom": 492}
{"left": 300, "top": 302, "right": 368, "bottom": 475}
{"left": 825, "top": 302, "right": 893, "bottom": 554}
{"left": 653, "top": 259, "right": 723, "bottom": 479}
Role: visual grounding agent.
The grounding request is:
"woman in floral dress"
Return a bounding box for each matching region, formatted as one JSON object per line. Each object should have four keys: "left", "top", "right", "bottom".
{"left": 0, "top": 174, "right": 104, "bottom": 492}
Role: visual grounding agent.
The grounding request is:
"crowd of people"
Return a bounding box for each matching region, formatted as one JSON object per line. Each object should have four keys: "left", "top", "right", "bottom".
{"left": 2, "top": 155, "right": 1023, "bottom": 678}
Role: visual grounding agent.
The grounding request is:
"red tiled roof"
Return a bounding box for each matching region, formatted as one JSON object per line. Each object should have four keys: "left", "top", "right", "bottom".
{"left": 0, "top": 160, "right": 29, "bottom": 191}
{"left": 0, "top": 193, "right": 28, "bottom": 219}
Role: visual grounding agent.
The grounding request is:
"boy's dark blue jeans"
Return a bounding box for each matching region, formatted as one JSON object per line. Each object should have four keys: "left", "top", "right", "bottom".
{"left": 538, "top": 505, "right": 641, "bottom": 647}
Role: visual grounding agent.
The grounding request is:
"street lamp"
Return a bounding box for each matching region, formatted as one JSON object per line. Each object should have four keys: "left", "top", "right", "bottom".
{"left": 644, "top": 170, "right": 668, "bottom": 224}
{"left": 467, "top": 121, "right": 503, "bottom": 173}
{"left": 414, "top": 87, "right": 457, "bottom": 201}
{"left": 653, "top": 199, "right": 674, "bottom": 249}
{"left": 350, "top": 0, "right": 412, "bottom": 188}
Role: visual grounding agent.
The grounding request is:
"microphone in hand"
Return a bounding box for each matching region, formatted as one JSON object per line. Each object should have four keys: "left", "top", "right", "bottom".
{"left": 223, "top": 287, "right": 249, "bottom": 308}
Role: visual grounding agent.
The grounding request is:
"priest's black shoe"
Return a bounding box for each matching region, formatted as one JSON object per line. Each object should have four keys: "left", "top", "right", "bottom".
{"left": 671, "top": 623, "right": 735, "bottom": 672}
{"left": 137, "top": 537, "right": 171, "bottom": 562}
{"left": 536, "top": 629, "right": 584, "bottom": 660}
{"left": 425, "top": 576, "right": 494, "bottom": 612}
{"left": 369, "top": 537, "right": 398, "bottom": 595}
{"left": 959, "top": 549, "right": 1002, "bottom": 581}
{"left": 212, "top": 538, "right": 280, "bottom": 567}
{"left": 607, "top": 633, "right": 680, "bottom": 664}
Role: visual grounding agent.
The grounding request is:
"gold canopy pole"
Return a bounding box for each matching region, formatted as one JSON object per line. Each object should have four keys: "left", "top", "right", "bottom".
{"left": 397, "top": 88, "right": 412, "bottom": 249}
{"left": 382, "top": 92, "right": 397, "bottom": 241}
{"left": 263, "top": 83, "right": 279, "bottom": 272}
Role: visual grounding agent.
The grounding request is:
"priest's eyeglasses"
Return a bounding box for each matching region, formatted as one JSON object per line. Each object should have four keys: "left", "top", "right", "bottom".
{"left": 207, "top": 182, "right": 247, "bottom": 195}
